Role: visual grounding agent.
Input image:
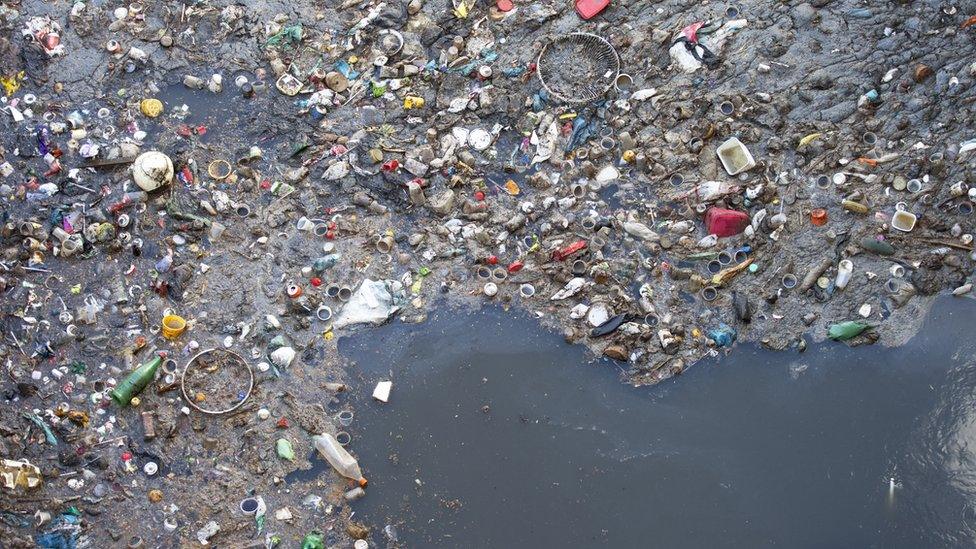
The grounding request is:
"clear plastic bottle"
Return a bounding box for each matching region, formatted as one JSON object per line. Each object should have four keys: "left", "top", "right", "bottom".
{"left": 312, "top": 434, "right": 367, "bottom": 486}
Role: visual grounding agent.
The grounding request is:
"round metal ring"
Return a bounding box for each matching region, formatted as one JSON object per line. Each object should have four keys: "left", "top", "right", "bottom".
{"left": 180, "top": 348, "right": 254, "bottom": 415}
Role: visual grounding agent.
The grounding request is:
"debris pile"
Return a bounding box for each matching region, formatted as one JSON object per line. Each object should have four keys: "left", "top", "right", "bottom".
{"left": 1, "top": 0, "right": 974, "bottom": 545}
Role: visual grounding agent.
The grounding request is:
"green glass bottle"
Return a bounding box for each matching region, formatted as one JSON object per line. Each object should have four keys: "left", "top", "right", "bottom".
{"left": 110, "top": 356, "right": 163, "bottom": 406}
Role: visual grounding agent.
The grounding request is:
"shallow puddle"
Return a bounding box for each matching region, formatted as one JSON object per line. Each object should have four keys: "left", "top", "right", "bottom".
{"left": 331, "top": 297, "right": 976, "bottom": 547}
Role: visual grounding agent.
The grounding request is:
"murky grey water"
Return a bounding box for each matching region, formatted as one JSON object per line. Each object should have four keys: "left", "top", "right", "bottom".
{"left": 331, "top": 297, "right": 976, "bottom": 548}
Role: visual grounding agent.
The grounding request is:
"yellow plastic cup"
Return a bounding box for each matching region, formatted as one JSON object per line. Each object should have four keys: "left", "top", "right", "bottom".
{"left": 161, "top": 315, "right": 186, "bottom": 340}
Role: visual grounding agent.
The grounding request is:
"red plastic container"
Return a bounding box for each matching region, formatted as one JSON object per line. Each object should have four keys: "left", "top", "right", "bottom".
{"left": 575, "top": 0, "right": 610, "bottom": 19}
{"left": 704, "top": 207, "right": 751, "bottom": 237}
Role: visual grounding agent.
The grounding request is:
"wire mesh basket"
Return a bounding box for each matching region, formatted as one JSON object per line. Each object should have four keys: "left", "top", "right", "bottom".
{"left": 536, "top": 32, "right": 620, "bottom": 104}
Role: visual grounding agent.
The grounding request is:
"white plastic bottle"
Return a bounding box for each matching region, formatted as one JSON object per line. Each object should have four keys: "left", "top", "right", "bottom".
{"left": 835, "top": 259, "right": 854, "bottom": 289}
{"left": 313, "top": 434, "right": 366, "bottom": 486}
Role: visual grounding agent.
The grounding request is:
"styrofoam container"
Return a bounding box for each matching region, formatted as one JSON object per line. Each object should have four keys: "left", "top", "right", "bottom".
{"left": 891, "top": 210, "right": 917, "bottom": 232}
{"left": 716, "top": 137, "right": 756, "bottom": 175}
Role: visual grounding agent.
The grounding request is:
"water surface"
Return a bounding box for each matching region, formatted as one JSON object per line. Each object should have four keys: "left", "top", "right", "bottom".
{"left": 338, "top": 297, "right": 976, "bottom": 548}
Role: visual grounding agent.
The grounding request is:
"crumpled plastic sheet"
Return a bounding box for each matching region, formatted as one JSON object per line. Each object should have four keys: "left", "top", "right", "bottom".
{"left": 669, "top": 19, "right": 748, "bottom": 73}
{"left": 36, "top": 513, "right": 81, "bottom": 549}
{"left": 334, "top": 279, "right": 406, "bottom": 329}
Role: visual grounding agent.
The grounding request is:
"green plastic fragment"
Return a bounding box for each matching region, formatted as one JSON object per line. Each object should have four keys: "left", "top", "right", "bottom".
{"left": 276, "top": 438, "right": 295, "bottom": 461}
{"left": 828, "top": 321, "right": 870, "bottom": 341}
{"left": 302, "top": 531, "right": 325, "bottom": 549}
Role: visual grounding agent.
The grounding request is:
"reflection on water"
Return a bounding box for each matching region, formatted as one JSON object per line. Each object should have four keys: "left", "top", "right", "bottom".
{"left": 902, "top": 336, "right": 976, "bottom": 547}
{"left": 332, "top": 297, "right": 975, "bottom": 548}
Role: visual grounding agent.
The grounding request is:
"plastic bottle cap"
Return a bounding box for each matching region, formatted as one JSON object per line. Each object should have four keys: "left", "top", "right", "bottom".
{"left": 143, "top": 461, "right": 158, "bottom": 475}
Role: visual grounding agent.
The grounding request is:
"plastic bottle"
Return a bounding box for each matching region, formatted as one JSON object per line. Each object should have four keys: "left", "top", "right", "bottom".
{"left": 110, "top": 355, "right": 162, "bottom": 406}
{"left": 312, "top": 433, "right": 367, "bottom": 486}
{"left": 835, "top": 260, "right": 854, "bottom": 289}
{"left": 827, "top": 321, "right": 869, "bottom": 341}
{"left": 312, "top": 254, "right": 341, "bottom": 273}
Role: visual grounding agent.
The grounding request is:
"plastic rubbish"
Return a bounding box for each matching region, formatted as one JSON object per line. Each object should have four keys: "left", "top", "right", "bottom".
{"left": 576, "top": 0, "right": 610, "bottom": 19}
{"left": 551, "top": 278, "right": 587, "bottom": 300}
{"left": 731, "top": 291, "right": 752, "bottom": 322}
{"left": 197, "top": 521, "right": 220, "bottom": 545}
{"left": 891, "top": 210, "right": 917, "bottom": 232}
{"left": 372, "top": 381, "right": 392, "bottom": 403}
{"left": 333, "top": 279, "right": 405, "bottom": 329}
{"left": 835, "top": 260, "right": 854, "bottom": 289}
{"left": 312, "top": 433, "right": 367, "bottom": 486}
{"left": 705, "top": 207, "right": 750, "bottom": 237}
{"left": 591, "top": 313, "right": 629, "bottom": 337}
{"left": 276, "top": 439, "right": 295, "bottom": 461}
{"left": 680, "top": 180, "right": 738, "bottom": 201}
{"left": 828, "top": 321, "right": 870, "bottom": 341}
{"left": 1, "top": 459, "right": 42, "bottom": 491}
{"left": 161, "top": 314, "right": 186, "bottom": 340}
{"left": 860, "top": 237, "right": 895, "bottom": 256}
{"left": 708, "top": 324, "right": 737, "bottom": 347}
{"left": 270, "top": 347, "right": 296, "bottom": 369}
{"left": 302, "top": 532, "right": 326, "bottom": 549}
{"left": 622, "top": 221, "right": 659, "bottom": 242}
{"left": 131, "top": 151, "right": 174, "bottom": 192}
{"left": 312, "top": 254, "right": 341, "bottom": 272}
{"left": 716, "top": 137, "right": 756, "bottom": 175}
{"left": 552, "top": 240, "right": 587, "bottom": 261}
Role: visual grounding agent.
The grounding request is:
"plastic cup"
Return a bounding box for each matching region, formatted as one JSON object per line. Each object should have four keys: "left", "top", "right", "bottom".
{"left": 161, "top": 315, "right": 186, "bottom": 340}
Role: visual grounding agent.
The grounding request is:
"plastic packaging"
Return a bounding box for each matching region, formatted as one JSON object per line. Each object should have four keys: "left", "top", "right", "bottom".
{"left": 716, "top": 137, "right": 756, "bottom": 175}
{"left": 891, "top": 210, "right": 917, "bottom": 232}
{"left": 312, "top": 433, "right": 367, "bottom": 486}
{"left": 705, "top": 207, "right": 750, "bottom": 237}
{"left": 302, "top": 532, "right": 325, "bottom": 549}
{"left": 708, "top": 324, "right": 737, "bottom": 347}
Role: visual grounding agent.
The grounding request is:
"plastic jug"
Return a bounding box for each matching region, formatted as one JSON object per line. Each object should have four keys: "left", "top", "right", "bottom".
{"left": 313, "top": 434, "right": 367, "bottom": 486}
